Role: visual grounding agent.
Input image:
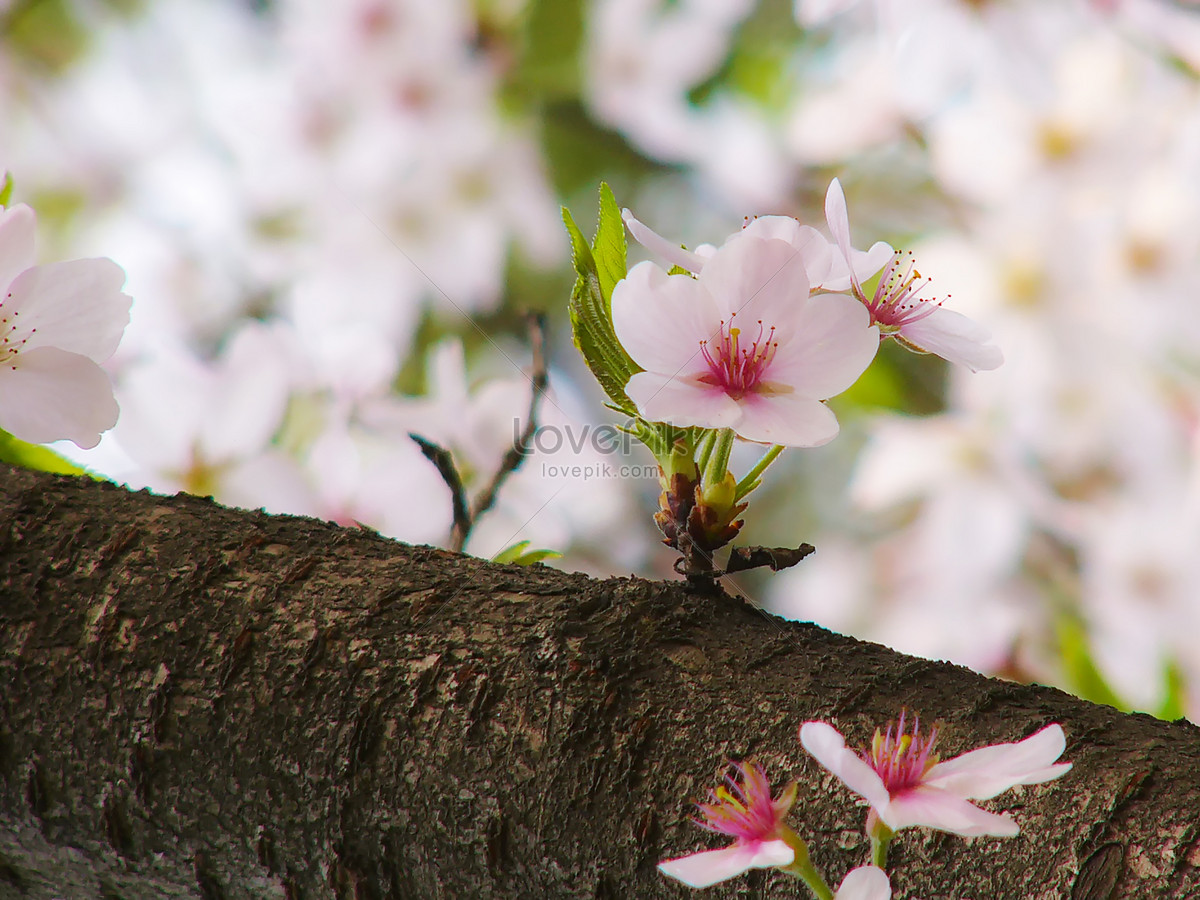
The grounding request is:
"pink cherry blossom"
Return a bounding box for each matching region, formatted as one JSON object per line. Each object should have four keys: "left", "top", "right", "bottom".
{"left": 800, "top": 713, "right": 1071, "bottom": 837}
{"left": 0, "top": 204, "right": 131, "bottom": 448}
{"left": 658, "top": 761, "right": 799, "bottom": 889}
{"left": 611, "top": 231, "right": 879, "bottom": 446}
{"left": 824, "top": 178, "right": 1003, "bottom": 372}
{"left": 836, "top": 865, "right": 891, "bottom": 900}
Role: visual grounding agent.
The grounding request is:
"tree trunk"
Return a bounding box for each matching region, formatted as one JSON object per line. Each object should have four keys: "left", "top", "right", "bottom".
{"left": 0, "top": 463, "right": 1196, "bottom": 900}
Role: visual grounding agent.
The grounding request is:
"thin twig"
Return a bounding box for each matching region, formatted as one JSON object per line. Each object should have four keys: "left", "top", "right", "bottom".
{"left": 468, "top": 313, "right": 549, "bottom": 533}
{"left": 409, "top": 432, "right": 472, "bottom": 550}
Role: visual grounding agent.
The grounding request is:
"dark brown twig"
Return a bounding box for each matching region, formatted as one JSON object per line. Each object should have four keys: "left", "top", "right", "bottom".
{"left": 409, "top": 432, "right": 472, "bottom": 548}
{"left": 465, "top": 313, "right": 549, "bottom": 539}
{"left": 410, "top": 313, "right": 549, "bottom": 554}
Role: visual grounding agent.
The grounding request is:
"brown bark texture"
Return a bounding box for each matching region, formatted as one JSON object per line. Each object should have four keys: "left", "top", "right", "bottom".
{"left": 0, "top": 463, "right": 1198, "bottom": 900}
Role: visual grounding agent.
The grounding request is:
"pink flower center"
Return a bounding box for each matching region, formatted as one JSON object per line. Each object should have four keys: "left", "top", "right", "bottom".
{"left": 697, "top": 313, "right": 778, "bottom": 400}
{"left": 694, "top": 762, "right": 782, "bottom": 841}
{"left": 863, "top": 711, "right": 939, "bottom": 795}
{"left": 860, "top": 252, "right": 944, "bottom": 332}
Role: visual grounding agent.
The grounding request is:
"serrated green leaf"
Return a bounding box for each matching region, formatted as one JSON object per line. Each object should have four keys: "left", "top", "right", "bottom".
{"left": 0, "top": 173, "right": 13, "bottom": 208}
{"left": 0, "top": 430, "right": 91, "bottom": 476}
{"left": 561, "top": 205, "right": 596, "bottom": 278}
{"left": 562, "top": 188, "right": 640, "bottom": 415}
{"left": 592, "top": 182, "right": 626, "bottom": 304}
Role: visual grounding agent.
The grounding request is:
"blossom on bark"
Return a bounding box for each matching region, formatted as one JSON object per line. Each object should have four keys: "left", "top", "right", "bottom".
{"left": 836, "top": 865, "right": 892, "bottom": 900}
{"left": 0, "top": 204, "right": 131, "bottom": 448}
{"left": 611, "top": 231, "right": 879, "bottom": 446}
{"left": 824, "top": 178, "right": 1003, "bottom": 372}
{"left": 799, "top": 713, "right": 1071, "bottom": 837}
{"left": 657, "top": 761, "right": 799, "bottom": 888}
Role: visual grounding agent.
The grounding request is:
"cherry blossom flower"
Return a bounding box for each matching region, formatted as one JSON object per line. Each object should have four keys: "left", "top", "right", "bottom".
{"left": 622, "top": 177, "right": 892, "bottom": 292}
{"left": 836, "top": 865, "right": 892, "bottom": 900}
{"left": 800, "top": 713, "right": 1071, "bottom": 837}
{"left": 658, "top": 761, "right": 799, "bottom": 889}
{"left": 0, "top": 204, "right": 131, "bottom": 448}
{"left": 611, "top": 231, "right": 879, "bottom": 446}
{"left": 824, "top": 179, "right": 1003, "bottom": 372}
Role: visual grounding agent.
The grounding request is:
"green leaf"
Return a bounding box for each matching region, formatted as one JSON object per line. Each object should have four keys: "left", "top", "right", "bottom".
{"left": 562, "top": 187, "right": 640, "bottom": 415}
{"left": 0, "top": 172, "right": 12, "bottom": 208}
{"left": 592, "top": 182, "right": 626, "bottom": 305}
{"left": 0, "top": 430, "right": 91, "bottom": 476}
{"left": 491, "top": 540, "right": 563, "bottom": 566}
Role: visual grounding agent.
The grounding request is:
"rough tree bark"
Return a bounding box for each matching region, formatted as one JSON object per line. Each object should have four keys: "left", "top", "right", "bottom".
{"left": 0, "top": 463, "right": 1197, "bottom": 900}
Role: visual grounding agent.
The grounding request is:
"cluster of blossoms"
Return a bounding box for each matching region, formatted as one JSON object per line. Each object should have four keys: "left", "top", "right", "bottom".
{"left": 571, "top": 177, "right": 999, "bottom": 575}
{"left": 660, "top": 714, "right": 1071, "bottom": 897}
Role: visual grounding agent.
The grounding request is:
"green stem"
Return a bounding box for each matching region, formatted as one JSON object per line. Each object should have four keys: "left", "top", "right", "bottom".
{"left": 778, "top": 831, "right": 834, "bottom": 900}
{"left": 870, "top": 824, "right": 894, "bottom": 868}
{"left": 702, "top": 428, "right": 735, "bottom": 488}
{"left": 734, "top": 444, "right": 784, "bottom": 500}
{"left": 694, "top": 429, "right": 717, "bottom": 477}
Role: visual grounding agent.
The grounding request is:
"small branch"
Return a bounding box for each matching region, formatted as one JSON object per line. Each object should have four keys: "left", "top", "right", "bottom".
{"left": 409, "top": 433, "right": 471, "bottom": 550}
{"left": 411, "top": 314, "right": 549, "bottom": 555}
{"left": 467, "top": 313, "right": 549, "bottom": 533}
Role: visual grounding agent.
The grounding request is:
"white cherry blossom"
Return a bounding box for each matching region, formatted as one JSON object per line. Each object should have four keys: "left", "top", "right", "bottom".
{"left": 0, "top": 204, "right": 131, "bottom": 448}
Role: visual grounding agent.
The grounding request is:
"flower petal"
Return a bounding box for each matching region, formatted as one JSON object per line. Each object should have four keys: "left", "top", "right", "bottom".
{"left": 658, "top": 841, "right": 794, "bottom": 889}
{"left": 697, "top": 235, "right": 810, "bottom": 330}
{"left": 740, "top": 217, "right": 836, "bottom": 288}
{"left": 835, "top": 865, "right": 892, "bottom": 900}
{"left": 799, "top": 722, "right": 892, "bottom": 814}
{"left": 0, "top": 204, "right": 36, "bottom": 293}
{"left": 0, "top": 346, "right": 118, "bottom": 448}
{"left": 824, "top": 178, "right": 854, "bottom": 263}
{"left": 823, "top": 240, "right": 895, "bottom": 292}
{"left": 611, "top": 260, "right": 716, "bottom": 376}
{"left": 767, "top": 293, "right": 879, "bottom": 399}
{"left": 733, "top": 391, "right": 840, "bottom": 447}
{"left": 4, "top": 258, "right": 131, "bottom": 361}
{"left": 884, "top": 785, "right": 1019, "bottom": 837}
{"left": 924, "top": 724, "right": 1071, "bottom": 801}
{"left": 896, "top": 306, "right": 1003, "bottom": 372}
{"left": 623, "top": 208, "right": 707, "bottom": 273}
{"left": 626, "top": 371, "right": 741, "bottom": 430}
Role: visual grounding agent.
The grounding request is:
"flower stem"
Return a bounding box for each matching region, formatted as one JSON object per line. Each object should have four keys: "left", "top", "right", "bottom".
{"left": 702, "top": 428, "right": 735, "bottom": 488}
{"left": 779, "top": 832, "right": 834, "bottom": 900}
{"left": 734, "top": 444, "right": 784, "bottom": 500}
{"left": 870, "top": 822, "right": 895, "bottom": 868}
{"left": 694, "top": 429, "right": 717, "bottom": 477}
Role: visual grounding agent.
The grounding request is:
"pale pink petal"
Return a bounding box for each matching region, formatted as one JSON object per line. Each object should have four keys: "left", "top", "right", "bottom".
{"left": 767, "top": 293, "right": 879, "bottom": 399}
{"left": 897, "top": 306, "right": 1003, "bottom": 372}
{"left": 799, "top": 722, "right": 892, "bottom": 813}
{"left": 884, "top": 785, "right": 1019, "bottom": 837}
{"left": 626, "top": 371, "right": 741, "bottom": 430}
{"left": 835, "top": 865, "right": 892, "bottom": 900}
{"left": 924, "top": 724, "right": 1070, "bottom": 801}
{"left": 611, "top": 260, "right": 717, "bottom": 376}
{"left": 733, "top": 391, "right": 840, "bottom": 447}
{"left": 740, "top": 217, "right": 836, "bottom": 287}
{"left": 824, "top": 178, "right": 854, "bottom": 263}
{"left": 823, "top": 241, "right": 895, "bottom": 292}
{"left": 4, "top": 258, "right": 131, "bottom": 361}
{"left": 623, "top": 208, "right": 707, "bottom": 273}
{"left": 697, "top": 235, "right": 810, "bottom": 329}
{"left": 658, "top": 841, "right": 794, "bottom": 889}
{"left": 0, "top": 346, "right": 118, "bottom": 448}
{"left": 0, "top": 204, "right": 36, "bottom": 292}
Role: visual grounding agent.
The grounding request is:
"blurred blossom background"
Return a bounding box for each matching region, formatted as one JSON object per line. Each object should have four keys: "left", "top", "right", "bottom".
{"left": 6, "top": 0, "right": 1200, "bottom": 718}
